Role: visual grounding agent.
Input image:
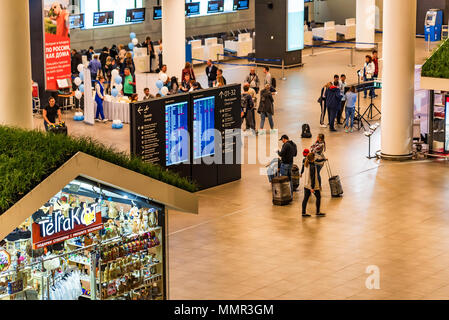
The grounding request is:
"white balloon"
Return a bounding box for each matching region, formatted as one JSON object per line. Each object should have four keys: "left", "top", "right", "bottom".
{"left": 75, "top": 90, "right": 83, "bottom": 100}
{"left": 116, "top": 84, "right": 123, "bottom": 92}
{"left": 132, "top": 38, "right": 139, "bottom": 46}
{"left": 77, "top": 64, "right": 84, "bottom": 73}
{"left": 160, "top": 73, "right": 168, "bottom": 83}
{"left": 74, "top": 77, "right": 82, "bottom": 86}
{"left": 161, "top": 86, "right": 169, "bottom": 96}
{"left": 111, "top": 69, "right": 119, "bottom": 79}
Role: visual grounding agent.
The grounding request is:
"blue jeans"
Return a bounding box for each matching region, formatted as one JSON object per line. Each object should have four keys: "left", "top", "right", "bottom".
{"left": 280, "top": 163, "right": 293, "bottom": 197}
{"left": 260, "top": 113, "right": 274, "bottom": 129}
{"left": 95, "top": 99, "right": 105, "bottom": 120}
{"left": 345, "top": 107, "right": 355, "bottom": 128}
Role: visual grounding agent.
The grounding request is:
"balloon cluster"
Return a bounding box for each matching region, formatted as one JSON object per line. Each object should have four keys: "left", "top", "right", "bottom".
{"left": 129, "top": 32, "right": 138, "bottom": 51}
{"left": 111, "top": 69, "right": 122, "bottom": 98}
{"left": 74, "top": 64, "right": 85, "bottom": 100}
{"left": 156, "top": 76, "right": 169, "bottom": 97}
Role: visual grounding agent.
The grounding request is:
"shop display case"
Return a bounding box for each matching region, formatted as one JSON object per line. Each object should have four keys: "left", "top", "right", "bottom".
{"left": 429, "top": 90, "right": 449, "bottom": 153}
{"left": 0, "top": 176, "right": 168, "bottom": 300}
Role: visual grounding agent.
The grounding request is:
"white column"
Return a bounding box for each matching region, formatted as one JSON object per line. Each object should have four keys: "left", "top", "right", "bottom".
{"left": 381, "top": 0, "right": 416, "bottom": 160}
{"left": 0, "top": 0, "right": 32, "bottom": 129}
{"left": 162, "top": 0, "right": 186, "bottom": 77}
{"left": 356, "top": 0, "right": 375, "bottom": 50}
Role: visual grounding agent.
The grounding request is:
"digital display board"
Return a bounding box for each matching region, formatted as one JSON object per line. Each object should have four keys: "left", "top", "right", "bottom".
{"left": 287, "top": 0, "right": 305, "bottom": 51}
{"left": 165, "top": 102, "right": 189, "bottom": 166}
{"left": 93, "top": 11, "right": 114, "bottom": 27}
{"left": 153, "top": 6, "right": 162, "bottom": 20}
{"left": 186, "top": 2, "right": 201, "bottom": 16}
{"left": 445, "top": 97, "right": 449, "bottom": 152}
{"left": 193, "top": 96, "right": 215, "bottom": 159}
{"left": 125, "top": 8, "right": 146, "bottom": 23}
{"left": 233, "top": 0, "right": 249, "bottom": 10}
{"left": 69, "top": 14, "right": 85, "bottom": 29}
{"left": 208, "top": 0, "right": 224, "bottom": 13}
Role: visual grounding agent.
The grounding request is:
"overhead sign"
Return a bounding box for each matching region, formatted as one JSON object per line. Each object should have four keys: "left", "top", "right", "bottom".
{"left": 32, "top": 203, "right": 103, "bottom": 249}
{"left": 43, "top": 0, "right": 71, "bottom": 91}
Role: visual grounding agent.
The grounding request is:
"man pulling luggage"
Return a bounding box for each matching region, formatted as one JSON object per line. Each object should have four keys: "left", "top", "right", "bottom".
{"left": 277, "top": 135, "right": 297, "bottom": 198}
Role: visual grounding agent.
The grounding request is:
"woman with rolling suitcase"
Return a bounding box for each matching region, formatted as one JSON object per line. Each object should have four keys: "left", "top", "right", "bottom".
{"left": 310, "top": 134, "right": 326, "bottom": 184}
{"left": 301, "top": 153, "right": 326, "bottom": 218}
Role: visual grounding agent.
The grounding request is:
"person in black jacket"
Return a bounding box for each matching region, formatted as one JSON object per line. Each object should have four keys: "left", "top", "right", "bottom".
{"left": 71, "top": 49, "right": 82, "bottom": 75}
{"left": 326, "top": 81, "right": 342, "bottom": 131}
{"left": 242, "top": 84, "right": 255, "bottom": 134}
{"left": 205, "top": 60, "right": 218, "bottom": 88}
{"left": 278, "top": 135, "right": 297, "bottom": 197}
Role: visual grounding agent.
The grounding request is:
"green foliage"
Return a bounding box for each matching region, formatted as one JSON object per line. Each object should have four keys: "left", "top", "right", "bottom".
{"left": 0, "top": 126, "right": 196, "bottom": 214}
{"left": 422, "top": 39, "right": 449, "bottom": 79}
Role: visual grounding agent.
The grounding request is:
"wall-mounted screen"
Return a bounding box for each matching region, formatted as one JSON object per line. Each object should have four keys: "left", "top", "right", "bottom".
{"left": 69, "top": 14, "right": 85, "bottom": 29}
{"left": 233, "top": 0, "right": 249, "bottom": 10}
{"left": 286, "top": 0, "right": 305, "bottom": 51}
{"left": 165, "top": 102, "right": 189, "bottom": 166}
{"left": 125, "top": 8, "right": 145, "bottom": 23}
{"left": 193, "top": 96, "right": 215, "bottom": 159}
{"left": 186, "top": 2, "right": 201, "bottom": 16}
{"left": 93, "top": 11, "right": 114, "bottom": 27}
{"left": 153, "top": 6, "right": 162, "bottom": 20}
{"left": 208, "top": 0, "right": 224, "bottom": 13}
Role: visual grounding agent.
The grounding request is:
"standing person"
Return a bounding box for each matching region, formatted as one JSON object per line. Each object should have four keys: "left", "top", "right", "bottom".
{"left": 363, "top": 55, "right": 375, "bottom": 98}
{"left": 278, "top": 135, "right": 298, "bottom": 198}
{"left": 245, "top": 68, "right": 260, "bottom": 94}
{"left": 87, "top": 46, "right": 95, "bottom": 61}
{"left": 118, "top": 44, "right": 127, "bottom": 64}
{"left": 263, "top": 66, "right": 272, "bottom": 89}
{"left": 94, "top": 76, "right": 108, "bottom": 123}
{"left": 337, "top": 74, "right": 347, "bottom": 125}
{"left": 372, "top": 50, "right": 379, "bottom": 98}
{"left": 244, "top": 82, "right": 257, "bottom": 106}
{"left": 333, "top": 74, "right": 340, "bottom": 84}
{"left": 99, "top": 47, "right": 109, "bottom": 71}
{"left": 103, "top": 57, "right": 114, "bottom": 94}
{"left": 158, "top": 40, "right": 163, "bottom": 70}
{"left": 88, "top": 55, "right": 102, "bottom": 85}
{"left": 159, "top": 64, "right": 168, "bottom": 80}
{"left": 258, "top": 83, "right": 275, "bottom": 135}
{"left": 301, "top": 153, "right": 326, "bottom": 218}
{"left": 43, "top": 97, "right": 62, "bottom": 131}
{"left": 122, "top": 52, "right": 135, "bottom": 76}
{"left": 326, "top": 81, "right": 342, "bottom": 132}
{"left": 71, "top": 49, "right": 82, "bottom": 75}
{"left": 123, "top": 68, "right": 136, "bottom": 98}
{"left": 310, "top": 133, "right": 326, "bottom": 181}
{"left": 181, "top": 62, "right": 196, "bottom": 82}
{"left": 142, "top": 37, "right": 155, "bottom": 72}
{"left": 217, "top": 69, "right": 226, "bottom": 85}
{"left": 319, "top": 82, "right": 331, "bottom": 128}
{"left": 205, "top": 60, "right": 218, "bottom": 88}
{"left": 242, "top": 84, "right": 256, "bottom": 134}
{"left": 344, "top": 86, "right": 357, "bottom": 133}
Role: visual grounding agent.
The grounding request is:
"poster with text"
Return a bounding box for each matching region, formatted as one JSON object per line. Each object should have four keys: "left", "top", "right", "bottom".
{"left": 44, "top": 0, "right": 71, "bottom": 90}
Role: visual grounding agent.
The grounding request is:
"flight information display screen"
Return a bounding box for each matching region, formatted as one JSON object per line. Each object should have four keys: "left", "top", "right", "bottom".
{"left": 208, "top": 0, "right": 224, "bottom": 13}
{"left": 233, "top": 0, "right": 249, "bottom": 10}
{"left": 153, "top": 6, "right": 162, "bottom": 20}
{"left": 165, "top": 102, "right": 189, "bottom": 166}
{"left": 125, "top": 8, "right": 146, "bottom": 23}
{"left": 93, "top": 11, "right": 114, "bottom": 26}
{"left": 193, "top": 96, "right": 215, "bottom": 159}
{"left": 69, "top": 14, "right": 85, "bottom": 29}
{"left": 186, "top": 2, "right": 201, "bottom": 16}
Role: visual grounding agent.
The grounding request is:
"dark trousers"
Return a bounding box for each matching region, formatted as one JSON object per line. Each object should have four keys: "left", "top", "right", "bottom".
{"left": 320, "top": 101, "right": 327, "bottom": 125}
{"left": 159, "top": 53, "right": 163, "bottom": 70}
{"left": 328, "top": 107, "right": 338, "bottom": 130}
{"left": 337, "top": 100, "right": 345, "bottom": 124}
{"left": 208, "top": 80, "right": 214, "bottom": 88}
{"left": 302, "top": 188, "right": 321, "bottom": 214}
{"left": 245, "top": 108, "right": 256, "bottom": 130}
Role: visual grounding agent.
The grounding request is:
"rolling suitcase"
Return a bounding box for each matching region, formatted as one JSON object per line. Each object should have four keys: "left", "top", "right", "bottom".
{"left": 325, "top": 160, "right": 343, "bottom": 197}
{"left": 272, "top": 176, "right": 292, "bottom": 206}
{"left": 48, "top": 123, "right": 68, "bottom": 135}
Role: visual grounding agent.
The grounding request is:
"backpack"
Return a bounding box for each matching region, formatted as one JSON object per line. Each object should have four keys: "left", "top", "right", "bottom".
{"left": 301, "top": 124, "right": 312, "bottom": 138}
{"left": 290, "top": 141, "right": 298, "bottom": 157}
{"left": 271, "top": 77, "right": 277, "bottom": 89}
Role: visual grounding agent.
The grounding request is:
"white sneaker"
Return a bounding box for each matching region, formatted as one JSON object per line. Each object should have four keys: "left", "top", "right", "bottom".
{"left": 270, "top": 129, "right": 278, "bottom": 135}
{"left": 95, "top": 119, "right": 100, "bottom": 122}
{"left": 102, "top": 119, "right": 109, "bottom": 123}
{"left": 320, "top": 124, "right": 327, "bottom": 128}
{"left": 259, "top": 129, "right": 266, "bottom": 135}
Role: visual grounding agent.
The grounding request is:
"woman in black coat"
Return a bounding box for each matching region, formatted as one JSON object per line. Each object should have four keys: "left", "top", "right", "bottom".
{"left": 257, "top": 84, "right": 275, "bottom": 133}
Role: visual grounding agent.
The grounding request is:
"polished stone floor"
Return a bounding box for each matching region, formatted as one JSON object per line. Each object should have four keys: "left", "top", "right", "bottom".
{"left": 33, "top": 37, "right": 449, "bottom": 299}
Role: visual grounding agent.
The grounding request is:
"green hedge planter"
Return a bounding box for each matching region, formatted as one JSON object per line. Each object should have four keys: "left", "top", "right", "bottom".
{"left": 0, "top": 126, "right": 197, "bottom": 214}
{"left": 422, "top": 38, "right": 449, "bottom": 79}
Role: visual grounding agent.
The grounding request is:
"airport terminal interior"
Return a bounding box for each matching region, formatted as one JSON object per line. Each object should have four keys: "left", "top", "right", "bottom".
{"left": 2, "top": 0, "right": 449, "bottom": 301}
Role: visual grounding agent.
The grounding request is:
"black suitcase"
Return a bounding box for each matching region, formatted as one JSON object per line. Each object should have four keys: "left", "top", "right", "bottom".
{"left": 291, "top": 164, "right": 300, "bottom": 191}
{"left": 325, "top": 161, "right": 343, "bottom": 197}
{"left": 48, "top": 123, "right": 68, "bottom": 135}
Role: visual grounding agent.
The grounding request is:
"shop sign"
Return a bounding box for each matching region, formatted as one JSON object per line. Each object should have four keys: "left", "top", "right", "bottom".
{"left": 32, "top": 203, "right": 103, "bottom": 249}
{"left": 7, "top": 280, "right": 23, "bottom": 295}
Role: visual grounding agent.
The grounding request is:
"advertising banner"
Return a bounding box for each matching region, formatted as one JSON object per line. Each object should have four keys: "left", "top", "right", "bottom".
{"left": 43, "top": 0, "right": 71, "bottom": 91}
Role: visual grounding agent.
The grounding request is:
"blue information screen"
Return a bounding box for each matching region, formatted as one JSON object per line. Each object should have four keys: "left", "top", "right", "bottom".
{"left": 93, "top": 11, "right": 114, "bottom": 26}
{"left": 165, "top": 102, "right": 189, "bottom": 166}
{"left": 193, "top": 96, "right": 215, "bottom": 159}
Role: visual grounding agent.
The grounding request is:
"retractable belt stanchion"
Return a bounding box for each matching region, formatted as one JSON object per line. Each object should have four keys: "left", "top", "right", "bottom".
{"left": 281, "top": 59, "right": 287, "bottom": 81}
{"left": 348, "top": 47, "right": 355, "bottom": 67}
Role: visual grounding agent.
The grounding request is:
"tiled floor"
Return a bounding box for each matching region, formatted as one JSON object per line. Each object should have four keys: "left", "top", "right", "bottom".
{"left": 33, "top": 36, "right": 449, "bottom": 300}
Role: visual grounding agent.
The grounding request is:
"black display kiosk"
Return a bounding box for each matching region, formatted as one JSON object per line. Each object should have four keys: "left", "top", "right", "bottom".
{"left": 130, "top": 85, "right": 242, "bottom": 190}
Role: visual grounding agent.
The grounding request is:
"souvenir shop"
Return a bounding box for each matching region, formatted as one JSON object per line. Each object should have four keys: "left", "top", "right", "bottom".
{"left": 0, "top": 176, "right": 167, "bottom": 300}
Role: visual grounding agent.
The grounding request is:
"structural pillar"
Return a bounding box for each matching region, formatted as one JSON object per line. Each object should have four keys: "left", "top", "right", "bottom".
{"left": 162, "top": 0, "right": 186, "bottom": 77}
{"left": 356, "top": 0, "right": 375, "bottom": 50}
{"left": 381, "top": 0, "right": 417, "bottom": 160}
{"left": 0, "top": 0, "right": 33, "bottom": 129}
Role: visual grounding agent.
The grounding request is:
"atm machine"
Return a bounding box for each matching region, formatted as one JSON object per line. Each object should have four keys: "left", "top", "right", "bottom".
{"left": 425, "top": 9, "right": 443, "bottom": 42}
